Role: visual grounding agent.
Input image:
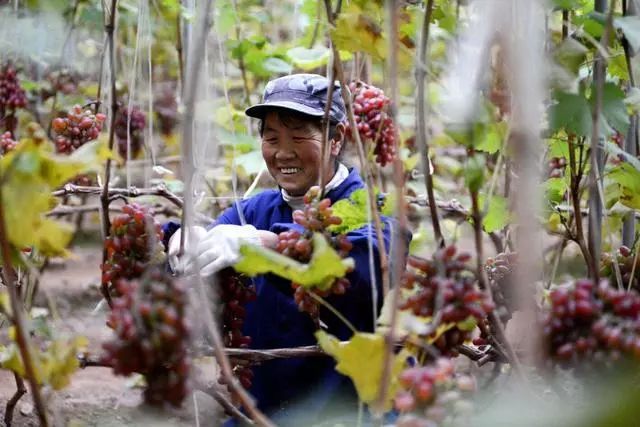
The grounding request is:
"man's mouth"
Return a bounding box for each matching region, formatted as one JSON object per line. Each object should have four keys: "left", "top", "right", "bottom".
{"left": 279, "top": 167, "right": 301, "bottom": 175}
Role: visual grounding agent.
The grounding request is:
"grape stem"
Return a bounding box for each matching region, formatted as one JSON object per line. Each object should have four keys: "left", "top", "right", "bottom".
{"left": 4, "top": 374, "right": 26, "bottom": 427}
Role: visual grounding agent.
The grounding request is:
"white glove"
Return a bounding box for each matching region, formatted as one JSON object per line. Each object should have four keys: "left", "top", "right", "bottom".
{"left": 191, "top": 224, "right": 262, "bottom": 277}
{"left": 167, "top": 225, "right": 207, "bottom": 274}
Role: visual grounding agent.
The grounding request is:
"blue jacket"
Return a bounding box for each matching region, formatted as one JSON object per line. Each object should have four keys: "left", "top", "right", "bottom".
{"left": 165, "top": 168, "right": 396, "bottom": 425}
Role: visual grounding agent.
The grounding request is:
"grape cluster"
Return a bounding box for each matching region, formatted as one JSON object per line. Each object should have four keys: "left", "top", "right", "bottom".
{"left": 395, "top": 358, "right": 475, "bottom": 427}
{"left": 0, "top": 131, "right": 16, "bottom": 155}
{"left": 0, "top": 63, "right": 28, "bottom": 134}
{"left": 400, "top": 245, "right": 495, "bottom": 357}
{"left": 601, "top": 245, "right": 639, "bottom": 290}
{"left": 547, "top": 156, "right": 567, "bottom": 179}
{"left": 102, "top": 268, "right": 190, "bottom": 407}
{"left": 154, "top": 83, "right": 178, "bottom": 136}
{"left": 44, "top": 68, "right": 80, "bottom": 97}
{"left": 542, "top": 278, "right": 640, "bottom": 368}
{"left": 52, "top": 104, "right": 106, "bottom": 154}
{"left": 115, "top": 106, "right": 146, "bottom": 160}
{"left": 275, "top": 186, "right": 353, "bottom": 318}
{"left": 215, "top": 268, "right": 257, "bottom": 395}
{"left": 101, "top": 203, "right": 165, "bottom": 295}
{"left": 346, "top": 81, "right": 397, "bottom": 166}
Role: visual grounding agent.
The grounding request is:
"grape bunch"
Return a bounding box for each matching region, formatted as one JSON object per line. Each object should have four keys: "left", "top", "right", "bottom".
{"left": 346, "top": 81, "right": 397, "bottom": 166}
{"left": 101, "top": 203, "right": 165, "bottom": 295}
{"left": 601, "top": 245, "right": 639, "bottom": 290}
{"left": 394, "top": 358, "right": 475, "bottom": 427}
{"left": 542, "top": 278, "right": 640, "bottom": 368}
{"left": 0, "top": 63, "right": 28, "bottom": 134}
{"left": 44, "top": 68, "right": 80, "bottom": 97}
{"left": 0, "top": 131, "right": 17, "bottom": 155}
{"left": 102, "top": 268, "right": 190, "bottom": 407}
{"left": 52, "top": 104, "right": 106, "bottom": 154}
{"left": 215, "top": 268, "right": 257, "bottom": 396}
{"left": 275, "top": 186, "right": 353, "bottom": 319}
{"left": 400, "top": 245, "right": 495, "bottom": 357}
{"left": 547, "top": 156, "right": 567, "bottom": 179}
{"left": 154, "top": 83, "right": 178, "bottom": 136}
{"left": 115, "top": 106, "right": 146, "bottom": 160}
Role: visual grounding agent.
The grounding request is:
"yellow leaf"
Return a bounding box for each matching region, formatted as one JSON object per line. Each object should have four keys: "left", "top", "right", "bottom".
{"left": 316, "top": 331, "right": 408, "bottom": 410}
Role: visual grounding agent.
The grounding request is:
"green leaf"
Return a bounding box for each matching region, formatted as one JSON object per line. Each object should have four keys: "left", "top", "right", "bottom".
{"left": 608, "top": 163, "right": 640, "bottom": 209}
{"left": 262, "top": 57, "right": 292, "bottom": 74}
{"left": 328, "top": 189, "right": 389, "bottom": 234}
{"left": 464, "top": 155, "right": 485, "bottom": 193}
{"left": 624, "top": 87, "right": 640, "bottom": 113}
{"left": 235, "top": 233, "right": 354, "bottom": 291}
{"left": 554, "top": 38, "right": 589, "bottom": 75}
{"left": 475, "top": 122, "right": 506, "bottom": 154}
{"left": 479, "top": 194, "right": 510, "bottom": 233}
{"left": 549, "top": 91, "right": 592, "bottom": 136}
{"left": 545, "top": 177, "right": 568, "bottom": 205}
{"left": 233, "top": 150, "right": 264, "bottom": 176}
{"left": 330, "top": 3, "right": 387, "bottom": 60}
{"left": 598, "top": 83, "right": 630, "bottom": 135}
{"left": 316, "top": 330, "right": 408, "bottom": 409}
{"left": 287, "top": 46, "right": 330, "bottom": 70}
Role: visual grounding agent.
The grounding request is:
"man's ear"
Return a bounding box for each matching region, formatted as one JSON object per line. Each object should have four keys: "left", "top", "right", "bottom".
{"left": 330, "top": 122, "right": 346, "bottom": 156}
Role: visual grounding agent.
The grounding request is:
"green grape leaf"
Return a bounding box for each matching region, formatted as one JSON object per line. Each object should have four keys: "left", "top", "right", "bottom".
{"left": 475, "top": 122, "right": 506, "bottom": 154}
{"left": 608, "top": 163, "right": 640, "bottom": 210}
{"left": 597, "top": 82, "right": 630, "bottom": 135}
{"left": 554, "top": 37, "right": 589, "bottom": 75}
{"left": 327, "top": 189, "right": 390, "bottom": 234}
{"left": 479, "top": 194, "right": 511, "bottom": 233}
{"left": 549, "top": 91, "right": 592, "bottom": 136}
{"left": 287, "top": 46, "right": 330, "bottom": 70}
{"left": 330, "top": 3, "right": 387, "bottom": 60}
{"left": 464, "top": 155, "right": 485, "bottom": 193}
{"left": 545, "top": 177, "right": 568, "bottom": 205}
{"left": 0, "top": 136, "right": 104, "bottom": 257}
{"left": 0, "top": 336, "right": 88, "bottom": 390}
{"left": 262, "top": 57, "right": 292, "bottom": 74}
{"left": 316, "top": 330, "right": 409, "bottom": 409}
{"left": 235, "top": 233, "right": 354, "bottom": 291}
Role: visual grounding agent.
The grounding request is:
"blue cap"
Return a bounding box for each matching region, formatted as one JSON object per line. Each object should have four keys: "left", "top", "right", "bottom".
{"left": 245, "top": 74, "right": 346, "bottom": 123}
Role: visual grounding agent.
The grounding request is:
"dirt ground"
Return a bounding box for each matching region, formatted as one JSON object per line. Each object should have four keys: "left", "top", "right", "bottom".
{"left": 0, "top": 234, "right": 222, "bottom": 427}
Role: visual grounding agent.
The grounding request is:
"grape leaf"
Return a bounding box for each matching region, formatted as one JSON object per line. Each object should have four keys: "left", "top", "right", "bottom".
{"left": 316, "top": 330, "right": 409, "bottom": 410}
{"left": 235, "top": 233, "right": 354, "bottom": 291}
{"left": 608, "top": 163, "right": 640, "bottom": 210}
{"left": 0, "top": 336, "right": 88, "bottom": 390}
{"left": 479, "top": 194, "right": 511, "bottom": 233}
{"left": 0, "top": 137, "right": 108, "bottom": 257}
{"left": 464, "top": 155, "right": 485, "bottom": 193}
{"left": 549, "top": 91, "right": 592, "bottom": 136}
{"left": 596, "top": 83, "right": 630, "bottom": 135}
{"left": 327, "top": 189, "right": 391, "bottom": 234}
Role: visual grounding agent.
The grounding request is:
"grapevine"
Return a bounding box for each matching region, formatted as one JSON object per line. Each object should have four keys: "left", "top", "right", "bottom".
{"left": 51, "top": 104, "right": 106, "bottom": 154}
{"left": 102, "top": 269, "right": 190, "bottom": 407}
{"left": 115, "top": 106, "right": 146, "bottom": 160}
{"left": 275, "top": 186, "right": 353, "bottom": 319}
{"left": 0, "top": 62, "right": 28, "bottom": 134}
{"left": 394, "top": 358, "right": 476, "bottom": 427}
{"left": 101, "top": 203, "right": 165, "bottom": 295}
{"left": 215, "top": 268, "right": 257, "bottom": 399}
{"left": 346, "top": 81, "right": 397, "bottom": 166}
{"left": 400, "top": 245, "right": 495, "bottom": 357}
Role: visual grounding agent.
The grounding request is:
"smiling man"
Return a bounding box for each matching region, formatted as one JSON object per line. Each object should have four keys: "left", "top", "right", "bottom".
{"left": 167, "top": 74, "right": 397, "bottom": 425}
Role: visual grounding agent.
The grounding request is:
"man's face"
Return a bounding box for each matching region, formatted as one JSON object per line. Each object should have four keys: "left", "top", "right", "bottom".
{"left": 261, "top": 111, "right": 339, "bottom": 197}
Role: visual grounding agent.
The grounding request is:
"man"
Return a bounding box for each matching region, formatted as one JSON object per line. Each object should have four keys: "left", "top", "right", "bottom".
{"left": 168, "top": 74, "right": 396, "bottom": 425}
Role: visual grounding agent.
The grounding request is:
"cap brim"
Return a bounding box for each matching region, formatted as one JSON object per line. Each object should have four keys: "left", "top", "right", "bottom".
{"left": 245, "top": 101, "right": 325, "bottom": 119}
